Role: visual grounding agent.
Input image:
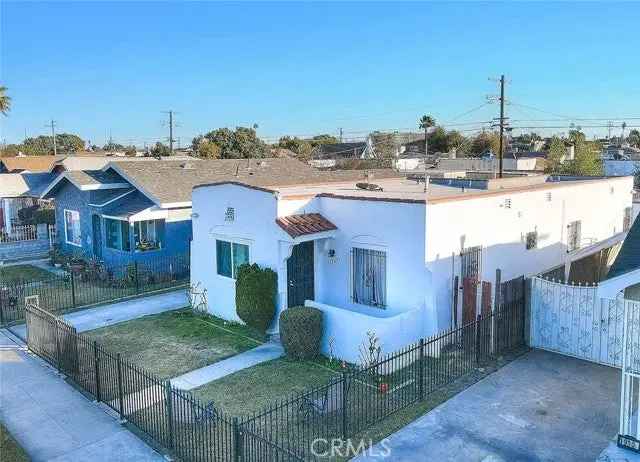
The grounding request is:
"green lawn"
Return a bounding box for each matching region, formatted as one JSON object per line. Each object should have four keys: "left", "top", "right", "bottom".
{"left": 0, "top": 423, "right": 29, "bottom": 462}
{"left": 84, "top": 309, "right": 262, "bottom": 380}
{"left": 0, "top": 264, "right": 54, "bottom": 285}
{"left": 191, "top": 357, "right": 338, "bottom": 416}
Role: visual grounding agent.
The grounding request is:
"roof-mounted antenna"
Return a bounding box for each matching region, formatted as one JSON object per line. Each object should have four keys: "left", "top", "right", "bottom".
{"left": 234, "top": 162, "right": 240, "bottom": 177}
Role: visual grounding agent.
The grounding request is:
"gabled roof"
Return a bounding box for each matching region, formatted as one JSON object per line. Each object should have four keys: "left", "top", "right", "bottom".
{"left": 276, "top": 213, "right": 337, "bottom": 238}
{"left": 1, "top": 156, "right": 64, "bottom": 173}
{"left": 108, "top": 158, "right": 355, "bottom": 208}
{"left": 41, "top": 169, "right": 130, "bottom": 198}
{"left": 606, "top": 215, "right": 640, "bottom": 280}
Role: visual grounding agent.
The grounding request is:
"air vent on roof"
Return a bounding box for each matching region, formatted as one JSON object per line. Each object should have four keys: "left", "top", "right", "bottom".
{"left": 356, "top": 182, "right": 383, "bottom": 191}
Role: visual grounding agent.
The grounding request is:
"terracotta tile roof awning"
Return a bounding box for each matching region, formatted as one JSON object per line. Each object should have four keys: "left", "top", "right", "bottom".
{"left": 276, "top": 213, "right": 337, "bottom": 238}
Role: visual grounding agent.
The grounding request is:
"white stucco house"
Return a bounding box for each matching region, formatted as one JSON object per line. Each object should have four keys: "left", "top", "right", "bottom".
{"left": 190, "top": 173, "right": 634, "bottom": 363}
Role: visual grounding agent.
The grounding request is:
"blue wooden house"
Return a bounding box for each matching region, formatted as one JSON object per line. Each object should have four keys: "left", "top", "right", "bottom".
{"left": 40, "top": 157, "right": 323, "bottom": 267}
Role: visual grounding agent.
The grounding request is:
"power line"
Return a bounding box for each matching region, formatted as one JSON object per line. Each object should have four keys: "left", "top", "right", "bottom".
{"left": 44, "top": 120, "right": 57, "bottom": 155}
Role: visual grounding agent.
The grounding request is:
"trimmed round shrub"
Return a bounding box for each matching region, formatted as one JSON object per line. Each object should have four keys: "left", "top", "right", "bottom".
{"left": 235, "top": 263, "right": 277, "bottom": 333}
{"left": 279, "top": 306, "right": 323, "bottom": 360}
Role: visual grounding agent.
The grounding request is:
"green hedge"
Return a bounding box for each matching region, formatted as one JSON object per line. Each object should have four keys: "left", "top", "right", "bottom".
{"left": 280, "top": 306, "right": 323, "bottom": 360}
{"left": 235, "top": 263, "right": 277, "bottom": 333}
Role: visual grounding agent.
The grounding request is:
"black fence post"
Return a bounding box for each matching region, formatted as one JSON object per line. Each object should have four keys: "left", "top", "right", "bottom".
{"left": 54, "top": 319, "right": 62, "bottom": 371}
{"left": 134, "top": 262, "right": 140, "bottom": 295}
{"left": 0, "top": 298, "right": 5, "bottom": 326}
{"left": 94, "top": 341, "right": 101, "bottom": 402}
{"left": 418, "top": 338, "right": 425, "bottom": 400}
{"left": 475, "top": 314, "right": 481, "bottom": 366}
{"left": 117, "top": 353, "right": 125, "bottom": 421}
{"left": 341, "top": 371, "right": 348, "bottom": 439}
{"left": 70, "top": 271, "right": 76, "bottom": 309}
{"left": 233, "top": 417, "right": 242, "bottom": 462}
{"left": 165, "top": 381, "right": 175, "bottom": 450}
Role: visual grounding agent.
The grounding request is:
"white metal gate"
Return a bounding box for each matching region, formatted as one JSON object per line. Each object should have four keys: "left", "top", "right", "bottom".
{"left": 620, "top": 299, "right": 640, "bottom": 446}
{"left": 530, "top": 277, "right": 625, "bottom": 368}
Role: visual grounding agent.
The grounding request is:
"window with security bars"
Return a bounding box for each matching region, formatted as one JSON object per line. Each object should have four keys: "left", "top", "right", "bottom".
{"left": 526, "top": 231, "right": 538, "bottom": 250}
{"left": 461, "top": 245, "right": 482, "bottom": 280}
{"left": 351, "top": 248, "right": 386, "bottom": 308}
{"left": 567, "top": 220, "right": 581, "bottom": 252}
{"left": 624, "top": 207, "right": 633, "bottom": 232}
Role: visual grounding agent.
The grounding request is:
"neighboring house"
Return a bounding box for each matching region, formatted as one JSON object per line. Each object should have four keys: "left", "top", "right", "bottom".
{"left": 40, "top": 157, "right": 342, "bottom": 266}
{"left": 48, "top": 155, "right": 195, "bottom": 174}
{"left": 598, "top": 209, "right": 640, "bottom": 300}
{"left": 436, "top": 151, "right": 546, "bottom": 172}
{"left": 0, "top": 155, "right": 63, "bottom": 173}
{"left": 601, "top": 144, "right": 640, "bottom": 160}
{"left": 190, "top": 173, "right": 633, "bottom": 363}
{"left": 0, "top": 172, "right": 55, "bottom": 231}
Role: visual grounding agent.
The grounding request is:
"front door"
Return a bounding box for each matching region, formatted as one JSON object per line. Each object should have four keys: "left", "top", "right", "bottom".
{"left": 287, "top": 241, "right": 315, "bottom": 308}
{"left": 92, "top": 215, "right": 102, "bottom": 259}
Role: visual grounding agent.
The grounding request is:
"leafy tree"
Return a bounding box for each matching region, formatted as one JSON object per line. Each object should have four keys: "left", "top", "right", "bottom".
{"left": 369, "top": 132, "right": 396, "bottom": 167}
{"left": 568, "top": 140, "right": 602, "bottom": 176}
{"left": 628, "top": 129, "right": 640, "bottom": 148}
{"left": 309, "top": 134, "right": 338, "bottom": 146}
{"left": 150, "top": 142, "right": 171, "bottom": 157}
{"left": 193, "top": 126, "right": 269, "bottom": 159}
{"left": 0, "top": 144, "right": 21, "bottom": 157}
{"left": 427, "top": 126, "right": 449, "bottom": 153}
{"left": 471, "top": 131, "right": 500, "bottom": 156}
{"left": 104, "top": 142, "right": 126, "bottom": 151}
{"left": 21, "top": 133, "right": 84, "bottom": 155}
{"left": 197, "top": 139, "right": 221, "bottom": 159}
{"left": 276, "top": 136, "right": 313, "bottom": 160}
{"left": 446, "top": 130, "right": 470, "bottom": 156}
{"left": 545, "top": 136, "right": 566, "bottom": 173}
{"left": 568, "top": 129, "right": 586, "bottom": 145}
{"left": 0, "top": 86, "right": 11, "bottom": 116}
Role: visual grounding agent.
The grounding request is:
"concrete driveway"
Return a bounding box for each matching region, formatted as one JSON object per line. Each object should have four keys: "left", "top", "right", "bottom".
{"left": 357, "top": 349, "right": 620, "bottom": 462}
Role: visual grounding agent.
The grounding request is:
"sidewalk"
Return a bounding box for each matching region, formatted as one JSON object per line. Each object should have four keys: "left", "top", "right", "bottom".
{"left": 0, "top": 329, "right": 163, "bottom": 462}
{"left": 171, "top": 341, "right": 284, "bottom": 390}
{"left": 12, "top": 289, "right": 188, "bottom": 338}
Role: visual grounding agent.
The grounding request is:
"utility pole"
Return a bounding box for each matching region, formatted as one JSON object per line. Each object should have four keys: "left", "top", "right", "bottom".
{"left": 45, "top": 120, "right": 57, "bottom": 156}
{"left": 424, "top": 125, "right": 429, "bottom": 192}
{"left": 498, "top": 75, "right": 506, "bottom": 179}
{"left": 607, "top": 121, "right": 613, "bottom": 140}
{"left": 339, "top": 128, "right": 343, "bottom": 143}
{"left": 162, "top": 110, "right": 177, "bottom": 155}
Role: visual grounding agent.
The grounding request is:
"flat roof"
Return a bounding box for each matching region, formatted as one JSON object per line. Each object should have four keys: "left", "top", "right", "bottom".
{"left": 272, "top": 175, "right": 632, "bottom": 204}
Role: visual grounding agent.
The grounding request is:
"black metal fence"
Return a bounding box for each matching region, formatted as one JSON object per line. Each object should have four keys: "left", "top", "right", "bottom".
{"left": 22, "top": 278, "right": 526, "bottom": 462}
{"left": 0, "top": 253, "right": 189, "bottom": 325}
{"left": 238, "top": 287, "right": 526, "bottom": 461}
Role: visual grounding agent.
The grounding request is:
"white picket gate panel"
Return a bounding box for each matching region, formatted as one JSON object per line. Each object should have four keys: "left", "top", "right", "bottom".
{"left": 530, "top": 277, "right": 625, "bottom": 368}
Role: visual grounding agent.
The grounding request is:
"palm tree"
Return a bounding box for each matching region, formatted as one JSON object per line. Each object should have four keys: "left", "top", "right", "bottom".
{"left": 0, "top": 86, "right": 11, "bottom": 116}
{"left": 418, "top": 114, "right": 436, "bottom": 155}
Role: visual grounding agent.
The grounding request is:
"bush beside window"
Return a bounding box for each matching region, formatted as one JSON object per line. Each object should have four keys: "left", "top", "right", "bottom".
{"left": 279, "top": 306, "right": 323, "bottom": 360}
{"left": 235, "top": 263, "right": 277, "bottom": 333}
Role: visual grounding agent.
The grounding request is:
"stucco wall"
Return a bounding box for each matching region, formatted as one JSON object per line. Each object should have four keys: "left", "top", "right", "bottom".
{"left": 191, "top": 184, "right": 282, "bottom": 324}
{"left": 426, "top": 176, "right": 634, "bottom": 329}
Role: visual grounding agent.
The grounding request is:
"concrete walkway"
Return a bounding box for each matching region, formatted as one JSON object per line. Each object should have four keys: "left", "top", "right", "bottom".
{"left": 171, "top": 341, "right": 284, "bottom": 390}
{"left": 356, "top": 349, "right": 620, "bottom": 462}
{"left": 0, "top": 329, "right": 163, "bottom": 462}
{"left": 13, "top": 289, "right": 188, "bottom": 338}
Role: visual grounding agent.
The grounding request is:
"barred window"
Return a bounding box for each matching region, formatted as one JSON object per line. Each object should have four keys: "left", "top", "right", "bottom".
{"left": 567, "top": 220, "right": 581, "bottom": 252}
{"left": 352, "top": 248, "right": 386, "bottom": 308}
{"left": 526, "top": 231, "right": 538, "bottom": 250}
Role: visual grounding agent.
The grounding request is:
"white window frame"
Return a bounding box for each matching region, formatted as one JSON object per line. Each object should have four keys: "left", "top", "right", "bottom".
{"left": 64, "top": 209, "right": 82, "bottom": 247}
{"left": 134, "top": 219, "right": 163, "bottom": 252}
{"left": 349, "top": 243, "right": 388, "bottom": 308}
{"left": 215, "top": 237, "right": 251, "bottom": 281}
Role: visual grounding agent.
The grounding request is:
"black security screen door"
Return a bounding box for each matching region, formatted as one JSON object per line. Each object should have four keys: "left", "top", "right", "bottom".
{"left": 287, "top": 240, "right": 315, "bottom": 308}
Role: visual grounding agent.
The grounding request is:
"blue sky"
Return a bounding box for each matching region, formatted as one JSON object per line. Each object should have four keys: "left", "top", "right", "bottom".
{"left": 1, "top": 1, "right": 639, "bottom": 147}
